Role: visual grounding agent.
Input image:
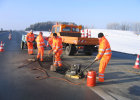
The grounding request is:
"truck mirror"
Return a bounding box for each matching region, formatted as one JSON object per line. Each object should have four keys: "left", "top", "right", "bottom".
{"left": 62, "top": 25, "right": 66, "bottom": 28}
{"left": 78, "top": 25, "right": 82, "bottom": 30}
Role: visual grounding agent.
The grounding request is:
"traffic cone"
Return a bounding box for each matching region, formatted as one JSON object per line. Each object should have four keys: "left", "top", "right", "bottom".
{"left": 81, "top": 33, "right": 85, "bottom": 38}
{"left": 88, "top": 30, "right": 91, "bottom": 38}
{"left": 133, "top": 54, "right": 140, "bottom": 69}
{"left": 0, "top": 41, "right": 4, "bottom": 52}
{"left": 81, "top": 30, "right": 85, "bottom": 38}
{"left": 86, "top": 29, "right": 88, "bottom": 38}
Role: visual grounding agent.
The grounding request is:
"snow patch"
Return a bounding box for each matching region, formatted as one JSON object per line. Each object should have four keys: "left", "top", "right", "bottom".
{"left": 85, "top": 29, "right": 140, "bottom": 55}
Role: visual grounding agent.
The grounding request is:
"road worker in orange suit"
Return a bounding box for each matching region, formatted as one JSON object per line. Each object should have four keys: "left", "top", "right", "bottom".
{"left": 50, "top": 33, "right": 63, "bottom": 67}
{"left": 26, "top": 30, "right": 35, "bottom": 55}
{"left": 36, "top": 32, "right": 45, "bottom": 61}
{"left": 94, "top": 33, "right": 112, "bottom": 82}
{"left": 47, "top": 36, "right": 53, "bottom": 49}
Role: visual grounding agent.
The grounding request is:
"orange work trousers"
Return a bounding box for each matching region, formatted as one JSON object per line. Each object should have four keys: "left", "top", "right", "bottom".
{"left": 37, "top": 46, "right": 44, "bottom": 61}
{"left": 54, "top": 50, "right": 62, "bottom": 67}
{"left": 98, "top": 55, "right": 111, "bottom": 82}
{"left": 27, "top": 42, "right": 33, "bottom": 54}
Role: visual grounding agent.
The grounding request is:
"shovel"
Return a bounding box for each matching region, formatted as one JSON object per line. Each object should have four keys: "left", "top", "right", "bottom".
{"left": 50, "top": 54, "right": 56, "bottom": 71}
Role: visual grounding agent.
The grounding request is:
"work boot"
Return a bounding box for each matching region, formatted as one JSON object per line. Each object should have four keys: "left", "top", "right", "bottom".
{"left": 58, "top": 64, "right": 62, "bottom": 67}
{"left": 98, "top": 78, "right": 104, "bottom": 82}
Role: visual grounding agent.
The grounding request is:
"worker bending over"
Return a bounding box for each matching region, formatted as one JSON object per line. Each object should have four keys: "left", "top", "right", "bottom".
{"left": 49, "top": 33, "right": 63, "bottom": 67}
{"left": 26, "top": 30, "right": 35, "bottom": 55}
{"left": 94, "top": 33, "right": 112, "bottom": 82}
{"left": 36, "top": 32, "right": 45, "bottom": 61}
{"left": 47, "top": 36, "right": 53, "bottom": 48}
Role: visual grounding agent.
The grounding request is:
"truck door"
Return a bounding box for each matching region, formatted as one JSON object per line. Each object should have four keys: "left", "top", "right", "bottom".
{"left": 52, "top": 26, "right": 56, "bottom": 33}
{"left": 56, "top": 26, "right": 60, "bottom": 33}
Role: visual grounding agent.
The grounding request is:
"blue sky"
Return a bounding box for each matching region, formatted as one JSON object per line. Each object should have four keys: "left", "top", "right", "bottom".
{"left": 0, "top": 0, "right": 140, "bottom": 30}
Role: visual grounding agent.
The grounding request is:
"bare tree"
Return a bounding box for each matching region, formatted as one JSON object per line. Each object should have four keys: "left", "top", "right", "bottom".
{"left": 120, "top": 23, "right": 130, "bottom": 31}
{"left": 133, "top": 23, "right": 140, "bottom": 33}
{"left": 107, "top": 23, "right": 120, "bottom": 30}
{"left": 107, "top": 22, "right": 140, "bottom": 33}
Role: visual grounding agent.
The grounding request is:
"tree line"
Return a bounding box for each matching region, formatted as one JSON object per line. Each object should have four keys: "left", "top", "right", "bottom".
{"left": 107, "top": 22, "right": 140, "bottom": 33}
{"left": 25, "top": 21, "right": 78, "bottom": 31}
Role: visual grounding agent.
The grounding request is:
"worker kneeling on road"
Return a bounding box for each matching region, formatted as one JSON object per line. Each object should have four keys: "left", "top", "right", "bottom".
{"left": 26, "top": 30, "right": 35, "bottom": 55}
{"left": 94, "top": 33, "right": 112, "bottom": 82}
{"left": 50, "top": 33, "right": 63, "bottom": 67}
{"left": 36, "top": 32, "right": 45, "bottom": 61}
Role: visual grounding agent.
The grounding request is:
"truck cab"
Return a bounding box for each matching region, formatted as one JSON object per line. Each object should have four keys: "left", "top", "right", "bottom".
{"left": 50, "top": 24, "right": 82, "bottom": 37}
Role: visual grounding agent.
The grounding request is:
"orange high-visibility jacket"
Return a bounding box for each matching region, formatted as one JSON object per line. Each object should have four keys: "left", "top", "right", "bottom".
{"left": 52, "top": 36, "right": 63, "bottom": 53}
{"left": 97, "top": 36, "right": 112, "bottom": 60}
{"left": 36, "top": 34, "right": 45, "bottom": 48}
{"left": 48, "top": 37, "right": 53, "bottom": 47}
{"left": 26, "top": 32, "right": 35, "bottom": 42}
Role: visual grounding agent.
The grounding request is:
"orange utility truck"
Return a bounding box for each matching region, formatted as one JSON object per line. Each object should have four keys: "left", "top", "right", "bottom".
{"left": 49, "top": 23, "right": 99, "bottom": 56}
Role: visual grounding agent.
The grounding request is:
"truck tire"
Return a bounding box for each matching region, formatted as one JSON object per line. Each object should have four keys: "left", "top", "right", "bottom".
{"left": 65, "top": 44, "right": 77, "bottom": 56}
{"left": 21, "top": 41, "right": 24, "bottom": 49}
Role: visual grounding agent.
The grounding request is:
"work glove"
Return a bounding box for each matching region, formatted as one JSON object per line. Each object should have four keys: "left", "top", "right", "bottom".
{"left": 53, "top": 50, "right": 57, "bottom": 55}
{"left": 94, "top": 57, "right": 99, "bottom": 61}
{"left": 53, "top": 52, "right": 55, "bottom": 55}
{"left": 48, "top": 50, "right": 53, "bottom": 54}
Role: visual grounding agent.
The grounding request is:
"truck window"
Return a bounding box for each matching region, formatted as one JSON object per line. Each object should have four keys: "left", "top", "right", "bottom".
{"left": 62, "top": 27, "right": 71, "bottom": 32}
{"left": 52, "top": 27, "right": 56, "bottom": 33}
{"left": 56, "top": 26, "right": 60, "bottom": 33}
{"left": 72, "top": 27, "right": 79, "bottom": 32}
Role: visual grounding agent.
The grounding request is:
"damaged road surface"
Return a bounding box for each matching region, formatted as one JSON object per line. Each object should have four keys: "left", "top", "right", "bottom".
{"left": 0, "top": 31, "right": 103, "bottom": 100}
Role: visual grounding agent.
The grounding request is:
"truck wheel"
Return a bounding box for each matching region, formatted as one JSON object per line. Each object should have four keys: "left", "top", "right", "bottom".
{"left": 65, "top": 44, "right": 77, "bottom": 56}
{"left": 21, "top": 41, "right": 24, "bottom": 49}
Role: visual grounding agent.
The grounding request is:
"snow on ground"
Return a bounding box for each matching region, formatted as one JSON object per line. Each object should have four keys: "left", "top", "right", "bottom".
{"left": 25, "top": 31, "right": 50, "bottom": 37}
{"left": 33, "top": 31, "right": 51, "bottom": 37}
{"left": 26, "top": 29, "right": 140, "bottom": 55}
{"left": 85, "top": 29, "right": 140, "bottom": 55}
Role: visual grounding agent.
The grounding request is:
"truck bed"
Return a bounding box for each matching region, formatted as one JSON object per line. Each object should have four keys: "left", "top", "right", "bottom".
{"left": 61, "top": 36, "right": 99, "bottom": 45}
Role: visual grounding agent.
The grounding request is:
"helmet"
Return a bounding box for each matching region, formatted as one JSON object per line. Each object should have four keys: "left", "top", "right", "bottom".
{"left": 98, "top": 33, "right": 104, "bottom": 38}
{"left": 53, "top": 33, "right": 57, "bottom": 37}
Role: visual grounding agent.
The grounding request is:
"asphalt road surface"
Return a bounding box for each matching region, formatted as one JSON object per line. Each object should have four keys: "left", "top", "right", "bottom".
{"left": 1, "top": 31, "right": 140, "bottom": 100}
{"left": 0, "top": 31, "right": 103, "bottom": 100}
